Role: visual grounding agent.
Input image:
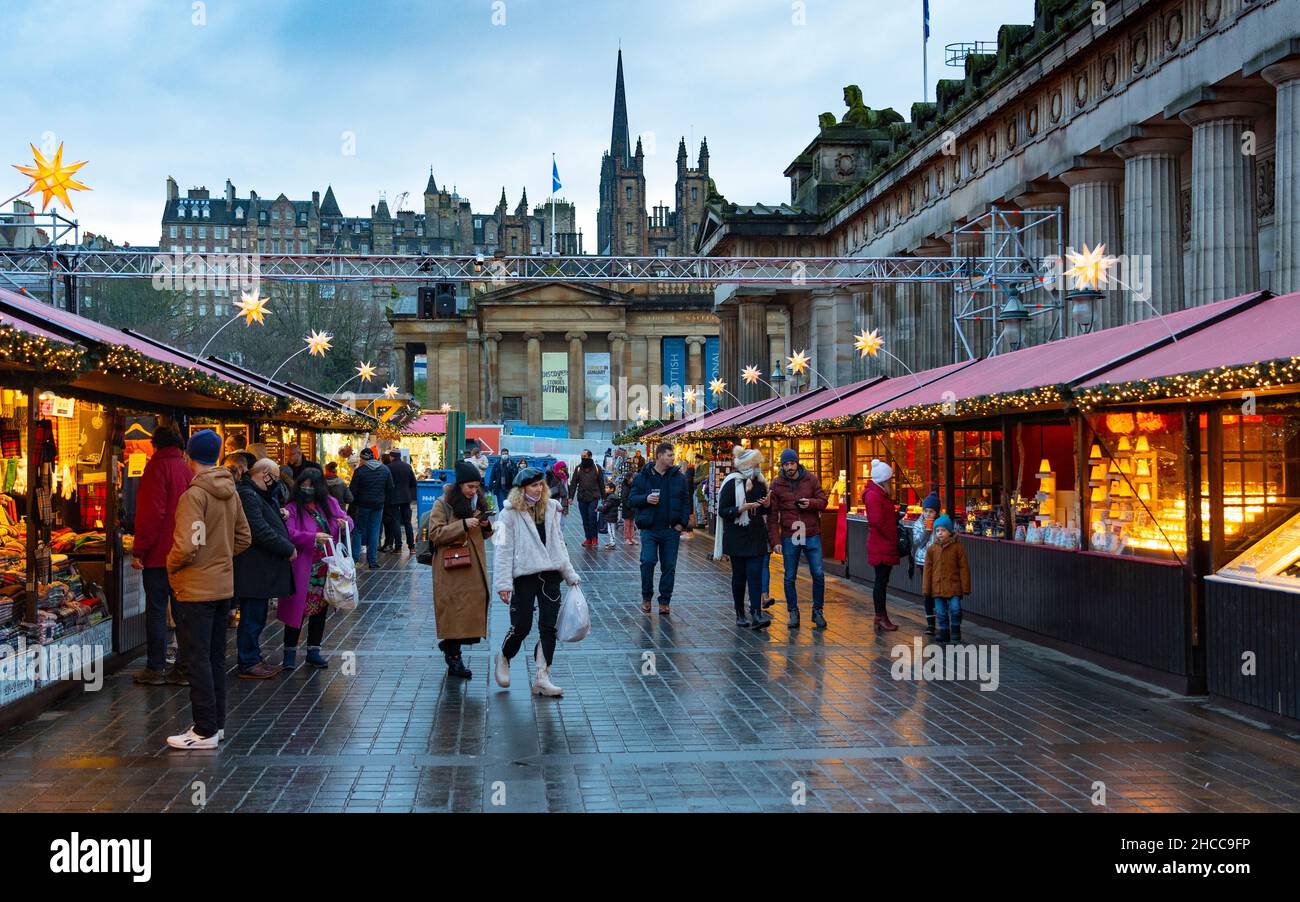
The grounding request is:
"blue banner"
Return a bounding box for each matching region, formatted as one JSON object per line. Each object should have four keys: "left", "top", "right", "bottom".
{"left": 705, "top": 335, "right": 719, "bottom": 410}
{"left": 662, "top": 337, "right": 686, "bottom": 398}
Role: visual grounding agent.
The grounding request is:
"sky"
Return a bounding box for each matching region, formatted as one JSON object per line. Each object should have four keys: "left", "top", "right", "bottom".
{"left": 5, "top": 0, "right": 1032, "bottom": 248}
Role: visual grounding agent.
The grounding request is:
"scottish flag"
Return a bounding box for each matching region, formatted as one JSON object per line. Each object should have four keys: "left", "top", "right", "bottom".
{"left": 924, "top": 0, "right": 930, "bottom": 40}
{"left": 552, "top": 157, "right": 562, "bottom": 194}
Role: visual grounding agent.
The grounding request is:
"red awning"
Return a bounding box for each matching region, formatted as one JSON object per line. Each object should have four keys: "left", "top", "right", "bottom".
{"left": 404, "top": 413, "right": 447, "bottom": 435}
{"left": 1079, "top": 291, "right": 1298, "bottom": 388}
{"left": 688, "top": 391, "right": 818, "bottom": 433}
{"left": 790, "top": 363, "right": 978, "bottom": 424}
{"left": 747, "top": 377, "right": 883, "bottom": 427}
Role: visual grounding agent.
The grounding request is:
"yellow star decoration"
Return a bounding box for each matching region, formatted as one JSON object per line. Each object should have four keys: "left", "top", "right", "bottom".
{"left": 682, "top": 388, "right": 699, "bottom": 406}
{"left": 664, "top": 395, "right": 676, "bottom": 409}
{"left": 235, "top": 289, "right": 270, "bottom": 326}
{"left": 637, "top": 406, "right": 649, "bottom": 419}
{"left": 304, "top": 330, "right": 333, "bottom": 357}
{"left": 787, "top": 349, "right": 811, "bottom": 375}
{"left": 742, "top": 365, "right": 762, "bottom": 385}
{"left": 709, "top": 378, "right": 727, "bottom": 397}
{"left": 854, "top": 329, "right": 884, "bottom": 358}
{"left": 382, "top": 383, "right": 399, "bottom": 399}
{"left": 1064, "top": 243, "right": 1117, "bottom": 291}
{"left": 12, "top": 143, "right": 91, "bottom": 212}
{"left": 355, "top": 361, "right": 376, "bottom": 383}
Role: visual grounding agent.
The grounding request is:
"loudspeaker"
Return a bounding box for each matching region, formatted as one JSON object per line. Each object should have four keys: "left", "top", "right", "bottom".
{"left": 434, "top": 282, "right": 457, "bottom": 317}
{"left": 417, "top": 286, "right": 435, "bottom": 320}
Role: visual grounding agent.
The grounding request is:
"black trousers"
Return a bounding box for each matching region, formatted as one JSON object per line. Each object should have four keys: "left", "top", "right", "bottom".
{"left": 172, "top": 599, "right": 229, "bottom": 738}
{"left": 501, "top": 570, "right": 562, "bottom": 666}
{"left": 284, "top": 607, "right": 326, "bottom": 648}
{"left": 730, "top": 554, "right": 764, "bottom": 617}
{"left": 872, "top": 563, "right": 893, "bottom": 615}
{"left": 395, "top": 502, "right": 414, "bottom": 547}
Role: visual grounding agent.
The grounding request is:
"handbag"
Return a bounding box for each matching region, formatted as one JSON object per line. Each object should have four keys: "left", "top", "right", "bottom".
{"left": 321, "top": 522, "right": 358, "bottom": 611}
{"left": 441, "top": 541, "right": 472, "bottom": 570}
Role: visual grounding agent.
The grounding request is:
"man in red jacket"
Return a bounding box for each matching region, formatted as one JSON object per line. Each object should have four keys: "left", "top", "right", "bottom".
{"left": 130, "top": 425, "right": 193, "bottom": 685}
{"left": 768, "top": 448, "right": 829, "bottom": 629}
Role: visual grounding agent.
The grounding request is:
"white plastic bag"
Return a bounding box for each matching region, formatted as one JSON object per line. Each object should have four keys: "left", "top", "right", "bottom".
{"left": 556, "top": 583, "right": 590, "bottom": 642}
{"left": 322, "top": 521, "right": 358, "bottom": 611}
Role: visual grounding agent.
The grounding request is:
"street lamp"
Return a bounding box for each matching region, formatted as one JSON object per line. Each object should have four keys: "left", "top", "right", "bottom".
{"left": 1068, "top": 288, "right": 1104, "bottom": 334}
{"left": 769, "top": 365, "right": 786, "bottom": 395}
{"left": 998, "top": 283, "right": 1030, "bottom": 351}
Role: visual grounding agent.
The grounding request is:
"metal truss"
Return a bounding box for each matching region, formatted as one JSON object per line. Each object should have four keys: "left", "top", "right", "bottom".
{"left": 0, "top": 247, "right": 1059, "bottom": 286}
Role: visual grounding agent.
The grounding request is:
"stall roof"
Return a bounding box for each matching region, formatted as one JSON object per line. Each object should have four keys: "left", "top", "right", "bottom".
{"left": 745, "top": 377, "right": 885, "bottom": 428}
{"left": 856, "top": 291, "right": 1269, "bottom": 422}
{"left": 795, "top": 360, "right": 979, "bottom": 424}
{"left": 652, "top": 409, "right": 712, "bottom": 438}
{"left": 404, "top": 413, "right": 447, "bottom": 435}
{"left": 688, "top": 390, "right": 826, "bottom": 434}
{"left": 0, "top": 307, "right": 74, "bottom": 345}
{"left": 1078, "top": 290, "right": 1298, "bottom": 388}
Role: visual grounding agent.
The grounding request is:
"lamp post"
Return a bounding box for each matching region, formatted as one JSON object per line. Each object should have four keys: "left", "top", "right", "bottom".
{"left": 998, "top": 284, "right": 1031, "bottom": 352}
{"left": 1068, "top": 288, "right": 1103, "bottom": 335}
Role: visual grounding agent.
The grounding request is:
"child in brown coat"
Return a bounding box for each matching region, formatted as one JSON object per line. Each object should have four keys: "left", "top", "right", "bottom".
{"left": 921, "top": 515, "right": 970, "bottom": 642}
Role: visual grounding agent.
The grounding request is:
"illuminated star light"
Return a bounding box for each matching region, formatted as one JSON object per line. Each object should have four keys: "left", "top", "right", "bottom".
{"left": 664, "top": 394, "right": 676, "bottom": 408}
{"left": 304, "top": 330, "right": 333, "bottom": 356}
{"left": 637, "top": 406, "right": 649, "bottom": 419}
{"left": 742, "top": 365, "right": 762, "bottom": 385}
{"left": 854, "top": 328, "right": 884, "bottom": 358}
{"left": 440, "top": 402, "right": 452, "bottom": 412}
{"left": 682, "top": 388, "right": 699, "bottom": 406}
{"left": 1064, "top": 243, "right": 1117, "bottom": 291}
{"left": 355, "top": 361, "right": 376, "bottom": 382}
{"left": 382, "top": 383, "right": 399, "bottom": 399}
{"left": 786, "top": 349, "right": 811, "bottom": 375}
{"left": 12, "top": 143, "right": 91, "bottom": 212}
{"left": 235, "top": 290, "right": 270, "bottom": 326}
{"left": 709, "top": 378, "right": 727, "bottom": 397}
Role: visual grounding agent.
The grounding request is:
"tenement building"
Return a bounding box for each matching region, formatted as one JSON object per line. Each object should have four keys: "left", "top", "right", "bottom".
{"left": 698, "top": 0, "right": 1300, "bottom": 403}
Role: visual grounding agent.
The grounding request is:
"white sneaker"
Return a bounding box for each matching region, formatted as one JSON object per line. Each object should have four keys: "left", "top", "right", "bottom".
{"left": 531, "top": 646, "right": 563, "bottom": 697}
{"left": 494, "top": 652, "right": 511, "bottom": 688}
{"left": 217, "top": 728, "right": 225, "bottom": 741}
{"left": 166, "top": 726, "right": 218, "bottom": 750}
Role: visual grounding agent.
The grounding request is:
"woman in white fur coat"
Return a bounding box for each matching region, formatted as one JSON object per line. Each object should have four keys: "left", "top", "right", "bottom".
{"left": 492, "top": 467, "right": 581, "bottom": 696}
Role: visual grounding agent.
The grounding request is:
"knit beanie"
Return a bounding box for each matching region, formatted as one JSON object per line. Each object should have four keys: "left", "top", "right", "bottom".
{"left": 186, "top": 429, "right": 222, "bottom": 466}
{"left": 922, "top": 491, "right": 941, "bottom": 513}
{"left": 870, "top": 458, "right": 893, "bottom": 484}
{"left": 779, "top": 448, "right": 799, "bottom": 467}
{"left": 734, "top": 448, "right": 763, "bottom": 476}
{"left": 934, "top": 514, "right": 954, "bottom": 533}
{"left": 454, "top": 461, "right": 481, "bottom": 485}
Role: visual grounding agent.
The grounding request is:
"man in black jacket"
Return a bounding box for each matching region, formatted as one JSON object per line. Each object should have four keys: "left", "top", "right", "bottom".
{"left": 568, "top": 450, "right": 606, "bottom": 547}
{"left": 488, "top": 448, "right": 519, "bottom": 512}
{"left": 349, "top": 447, "right": 394, "bottom": 568}
{"left": 628, "top": 442, "right": 691, "bottom": 616}
{"left": 234, "top": 459, "right": 296, "bottom": 678}
{"left": 286, "top": 444, "right": 319, "bottom": 481}
{"left": 384, "top": 447, "right": 419, "bottom": 553}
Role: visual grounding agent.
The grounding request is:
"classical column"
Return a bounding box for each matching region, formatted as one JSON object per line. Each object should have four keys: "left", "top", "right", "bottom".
{"left": 464, "top": 328, "right": 482, "bottom": 419}
{"left": 1176, "top": 89, "right": 1270, "bottom": 305}
{"left": 851, "top": 289, "right": 871, "bottom": 381}
{"left": 717, "top": 305, "right": 738, "bottom": 407}
{"left": 1109, "top": 128, "right": 1190, "bottom": 319}
{"left": 483, "top": 332, "right": 502, "bottom": 420}
{"left": 912, "top": 238, "right": 954, "bottom": 368}
{"left": 893, "top": 281, "right": 921, "bottom": 377}
{"left": 566, "top": 331, "right": 586, "bottom": 438}
{"left": 393, "top": 344, "right": 411, "bottom": 394}
{"left": 737, "top": 300, "right": 768, "bottom": 404}
{"left": 645, "top": 334, "right": 662, "bottom": 408}
{"left": 1057, "top": 158, "right": 1124, "bottom": 330}
{"left": 808, "top": 289, "right": 834, "bottom": 390}
{"left": 781, "top": 305, "right": 794, "bottom": 394}
{"left": 685, "top": 335, "right": 705, "bottom": 391}
{"left": 524, "top": 331, "right": 543, "bottom": 425}
{"left": 1263, "top": 58, "right": 1300, "bottom": 294}
{"left": 868, "top": 284, "right": 891, "bottom": 378}
{"left": 607, "top": 331, "right": 628, "bottom": 428}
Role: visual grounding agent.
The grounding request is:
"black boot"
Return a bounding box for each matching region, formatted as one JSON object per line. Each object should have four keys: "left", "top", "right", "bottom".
{"left": 925, "top": 615, "right": 936, "bottom": 636}
{"left": 951, "top": 626, "right": 962, "bottom": 642}
{"left": 446, "top": 655, "right": 472, "bottom": 679}
{"left": 787, "top": 608, "right": 800, "bottom": 629}
{"left": 812, "top": 609, "right": 827, "bottom": 629}
{"left": 749, "top": 608, "right": 771, "bottom": 630}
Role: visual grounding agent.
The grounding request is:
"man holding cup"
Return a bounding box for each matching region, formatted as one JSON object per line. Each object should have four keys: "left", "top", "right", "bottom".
{"left": 767, "top": 448, "right": 829, "bottom": 629}
{"left": 628, "top": 443, "right": 691, "bottom": 616}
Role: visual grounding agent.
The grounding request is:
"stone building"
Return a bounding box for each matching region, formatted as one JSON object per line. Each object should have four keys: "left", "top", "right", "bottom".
{"left": 699, "top": 0, "right": 1300, "bottom": 402}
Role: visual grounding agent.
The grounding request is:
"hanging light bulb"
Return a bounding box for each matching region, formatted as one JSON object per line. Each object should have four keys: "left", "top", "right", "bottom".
{"left": 1135, "top": 435, "right": 1150, "bottom": 453}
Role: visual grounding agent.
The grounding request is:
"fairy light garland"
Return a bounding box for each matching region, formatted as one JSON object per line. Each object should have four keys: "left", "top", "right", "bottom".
{"left": 1075, "top": 357, "right": 1300, "bottom": 410}
{"left": 0, "top": 325, "right": 84, "bottom": 374}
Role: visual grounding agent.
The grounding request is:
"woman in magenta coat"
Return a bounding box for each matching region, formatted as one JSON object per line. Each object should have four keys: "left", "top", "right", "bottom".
{"left": 862, "top": 458, "right": 900, "bottom": 632}
{"left": 277, "top": 467, "right": 352, "bottom": 670}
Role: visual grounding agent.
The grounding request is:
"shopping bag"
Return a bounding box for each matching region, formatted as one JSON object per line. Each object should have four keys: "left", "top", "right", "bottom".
{"left": 556, "top": 583, "right": 590, "bottom": 642}
{"left": 322, "top": 522, "right": 359, "bottom": 611}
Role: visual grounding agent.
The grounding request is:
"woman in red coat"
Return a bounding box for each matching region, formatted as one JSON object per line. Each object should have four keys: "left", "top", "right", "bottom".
{"left": 862, "top": 459, "right": 900, "bottom": 631}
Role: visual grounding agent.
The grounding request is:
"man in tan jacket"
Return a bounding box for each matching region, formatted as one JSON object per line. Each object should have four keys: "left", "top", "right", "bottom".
{"left": 165, "top": 429, "right": 251, "bottom": 749}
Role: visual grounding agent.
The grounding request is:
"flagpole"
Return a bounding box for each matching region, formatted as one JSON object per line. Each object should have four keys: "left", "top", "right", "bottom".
{"left": 922, "top": 0, "right": 929, "bottom": 103}
{"left": 550, "top": 153, "right": 557, "bottom": 255}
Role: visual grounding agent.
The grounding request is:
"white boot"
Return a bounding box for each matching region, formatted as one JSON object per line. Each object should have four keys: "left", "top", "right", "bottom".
{"left": 495, "top": 651, "right": 511, "bottom": 688}
{"left": 531, "top": 645, "right": 563, "bottom": 697}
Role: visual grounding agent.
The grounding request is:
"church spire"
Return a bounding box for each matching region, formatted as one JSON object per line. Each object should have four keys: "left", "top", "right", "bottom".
{"left": 610, "top": 49, "right": 631, "bottom": 167}
{"left": 425, "top": 166, "right": 438, "bottom": 195}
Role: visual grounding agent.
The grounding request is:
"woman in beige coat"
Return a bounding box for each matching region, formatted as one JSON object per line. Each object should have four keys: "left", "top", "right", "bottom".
{"left": 428, "top": 461, "right": 495, "bottom": 679}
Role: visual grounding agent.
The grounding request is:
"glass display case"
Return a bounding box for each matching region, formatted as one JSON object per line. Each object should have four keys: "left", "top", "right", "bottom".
{"left": 1210, "top": 511, "right": 1300, "bottom": 594}
{"left": 1087, "top": 410, "right": 1187, "bottom": 558}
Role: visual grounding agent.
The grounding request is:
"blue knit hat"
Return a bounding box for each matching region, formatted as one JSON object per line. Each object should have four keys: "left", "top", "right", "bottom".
{"left": 780, "top": 448, "right": 799, "bottom": 466}
{"left": 922, "top": 491, "right": 941, "bottom": 512}
{"left": 186, "top": 429, "right": 222, "bottom": 466}
{"left": 933, "top": 514, "right": 954, "bottom": 533}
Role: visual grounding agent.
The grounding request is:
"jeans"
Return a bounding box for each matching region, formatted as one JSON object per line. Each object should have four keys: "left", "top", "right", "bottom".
{"left": 781, "top": 535, "right": 825, "bottom": 613}
{"left": 578, "top": 499, "right": 600, "bottom": 541}
{"left": 502, "top": 570, "right": 562, "bottom": 666}
{"left": 730, "top": 554, "right": 764, "bottom": 617}
{"left": 872, "top": 563, "right": 893, "bottom": 615}
{"left": 935, "top": 595, "right": 962, "bottom": 636}
{"left": 143, "top": 567, "right": 183, "bottom": 672}
{"left": 172, "top": 599, "right": 229, "bottom": 738}
{"left": 236, "top": 597, "right": 269, "bottom": 670}
{"left": 639, "top": 527, "right": 681, "bottom": 604}
{"left": 493, "top": 488, "right": 507, "bottom": 513}
{"left": 762, "top": 552, "right": 771, "bottom": 597}
{"left": 352, "top": 505, "right": 384, "bottom": 566}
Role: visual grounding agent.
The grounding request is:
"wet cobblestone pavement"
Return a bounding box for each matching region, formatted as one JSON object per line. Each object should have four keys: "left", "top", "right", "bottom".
{"left": 3, "top": 517, "right": 1300, "bottom": 813}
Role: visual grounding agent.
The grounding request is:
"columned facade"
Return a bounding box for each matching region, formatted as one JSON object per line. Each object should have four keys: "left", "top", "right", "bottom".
{"left": 1057, "top": 159, "right": 1124, "bottom": 331}
{"left": 1262, "top": 57, "right": 1300, "bottom": 294}
{"left": 1109, "top": 129, "right": 1188, "bottom": 319}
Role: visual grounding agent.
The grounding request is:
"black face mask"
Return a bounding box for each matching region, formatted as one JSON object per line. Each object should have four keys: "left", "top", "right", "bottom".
{"left": 297, "top": 486, "right": 317, "bottom": 503}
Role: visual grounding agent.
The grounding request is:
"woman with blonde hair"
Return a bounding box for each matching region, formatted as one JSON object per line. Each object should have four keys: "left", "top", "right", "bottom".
{"left": 492, "top": 467, "right": 580, "bottom": 696}
{"left": 716, "top": 447, "right": 772, "bottom": 629}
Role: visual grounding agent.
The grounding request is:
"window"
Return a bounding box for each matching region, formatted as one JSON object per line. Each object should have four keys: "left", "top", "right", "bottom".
{"left": 656, "top": 247, "right": 667, "bottom": 257}
{"left": 1218, "top": 409, "right": 1300, "bottom": 559}
{"left": 198, "top": 227, "right": 206, "bottom": 239}
{"left": 271, "top": 239, "right": 279, "bottom": 254}
{"left": 952, "top": 429, "right": 1003, "bottom": 535}
{"left": 511, "top": 237, "right": 517, "bottom": 252}
{"left": 853, "top": 430, "right": 940, "bottom": 512}
{"left": 1087, "top": 410, "right": 1186, "bottom": 558}
{"left": 235, "top": 206, "right": 244, "bottom": 219}
{"left": 502, "top": 397, "right": 523, "bottom": 420}
{"left": 691, "top": 187, "right": 698, "bottom": 201}
{"left": 169, "top": 226, "right": 177, "bottom": 239}
{"left": 625, "top": 186, "right": 632, "bottom": 201}
{"left": 272, "top": 209, "right": 280, "bottom": 220}
{"left": 795, "top": 437, "right": 846, "bottom": 507}
{"left": 184, "top": 226, "right": 193, "bottom": 239}
{"left": 625, "top": 222, "right": 632, "bottom": 235}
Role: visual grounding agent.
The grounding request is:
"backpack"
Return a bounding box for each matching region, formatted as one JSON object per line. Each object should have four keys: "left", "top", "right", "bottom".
{"left": 896, "top": 516, "right": 913, "bottom": 560}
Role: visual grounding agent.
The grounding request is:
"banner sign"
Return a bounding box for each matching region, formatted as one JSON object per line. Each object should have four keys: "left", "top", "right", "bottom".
{"left": 662, "top": 337, "right": 686, "bottom": 396}
{"left": 584, "top": 352, "right": 610, "bottom": 420}
{"left": 705, "top": 336, "right": 720, "bottom": 410}
{"left": 541, "top": 352, "right": 569, "bottom": 420}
